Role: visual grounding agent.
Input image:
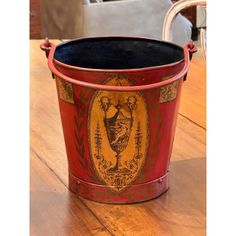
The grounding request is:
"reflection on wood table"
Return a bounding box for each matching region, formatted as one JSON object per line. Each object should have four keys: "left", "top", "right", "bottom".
{"left": 30, "top": 40, "right": 206, "bottom": 236}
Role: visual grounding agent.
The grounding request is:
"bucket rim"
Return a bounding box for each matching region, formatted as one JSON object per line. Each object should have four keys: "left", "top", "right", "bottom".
{"left": 45, "top": 40, "right": 193, "bottom": 91}
{"left": 53, "top": 36, "right": 185, "bottom": 73}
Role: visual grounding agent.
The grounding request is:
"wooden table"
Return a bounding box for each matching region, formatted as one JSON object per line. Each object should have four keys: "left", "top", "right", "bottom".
{"left": 30, "top": 40, "right": 206, "bottom": 236}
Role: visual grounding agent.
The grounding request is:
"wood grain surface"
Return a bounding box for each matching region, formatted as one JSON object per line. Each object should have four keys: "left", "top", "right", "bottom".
{"left": 30, "top": 40, "right": 206, "bottom": 236}
{"left": 30, "top": 149, "right": 112, "bottom": 236}
{"left": 179, "top": 57, "right": 206, "bottom": 129}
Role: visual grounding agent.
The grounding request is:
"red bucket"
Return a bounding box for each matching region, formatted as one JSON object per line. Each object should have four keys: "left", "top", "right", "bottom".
{"left": 40, "top": 1, "right": 203, "bottom": 203}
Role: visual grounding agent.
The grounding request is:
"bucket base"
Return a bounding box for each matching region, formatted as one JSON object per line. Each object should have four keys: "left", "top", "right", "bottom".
{"left": 69, "top": 172, "right": 169, "bottom": 204}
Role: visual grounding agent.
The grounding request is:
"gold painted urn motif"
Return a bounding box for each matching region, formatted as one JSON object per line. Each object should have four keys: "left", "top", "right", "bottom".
{"left": 89, "top": 76, "right": 149, "bottom": 192}
{"left": 100, "top": 96, "right": 136, "bottom": 174}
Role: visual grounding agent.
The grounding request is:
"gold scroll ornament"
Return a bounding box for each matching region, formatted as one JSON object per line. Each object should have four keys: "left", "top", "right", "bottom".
{"left": 56, "top": 76, "right": 74, "bottom": 104}
{"left": 88, "top": 76, "right": 149, "bottom": 192}
{"left": 159, "top": 81, "right": 179, "bottom": 103}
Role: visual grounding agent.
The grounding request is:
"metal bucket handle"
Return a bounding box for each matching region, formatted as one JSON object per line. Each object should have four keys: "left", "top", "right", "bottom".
{"left": 41, "top": 41, "right": 195, "bottom": 91}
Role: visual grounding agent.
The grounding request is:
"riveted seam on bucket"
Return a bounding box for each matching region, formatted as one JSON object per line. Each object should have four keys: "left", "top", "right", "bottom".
{"left": 69, "top": 171, "right": 169, "bottom": 188}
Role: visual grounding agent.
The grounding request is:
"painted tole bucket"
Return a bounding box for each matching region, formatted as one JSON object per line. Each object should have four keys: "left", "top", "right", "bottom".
{"left": 40, "top": 0, "right": 204, "bottom": 204}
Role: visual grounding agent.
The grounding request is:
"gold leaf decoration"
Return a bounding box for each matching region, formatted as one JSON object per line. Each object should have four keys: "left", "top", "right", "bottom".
{"left": 159, "top": 81, "right": 179, "bottom": 103}
{"left": 56, "top": 76, "right": 74, "bottom": 104}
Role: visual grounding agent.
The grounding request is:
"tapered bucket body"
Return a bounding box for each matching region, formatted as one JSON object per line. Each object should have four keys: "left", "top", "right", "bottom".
{"left": 41, "top": 36, "right": 194, "bottom": 203}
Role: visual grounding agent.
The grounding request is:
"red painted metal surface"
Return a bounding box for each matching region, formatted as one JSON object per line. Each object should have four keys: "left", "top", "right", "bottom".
{"left": 40, "top": 37, "right": 196, "bottom": 203}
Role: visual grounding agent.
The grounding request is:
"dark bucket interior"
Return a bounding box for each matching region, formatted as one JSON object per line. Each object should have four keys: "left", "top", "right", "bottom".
{"left": 54, "top": 37, "right": 184, "bottom": 70}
